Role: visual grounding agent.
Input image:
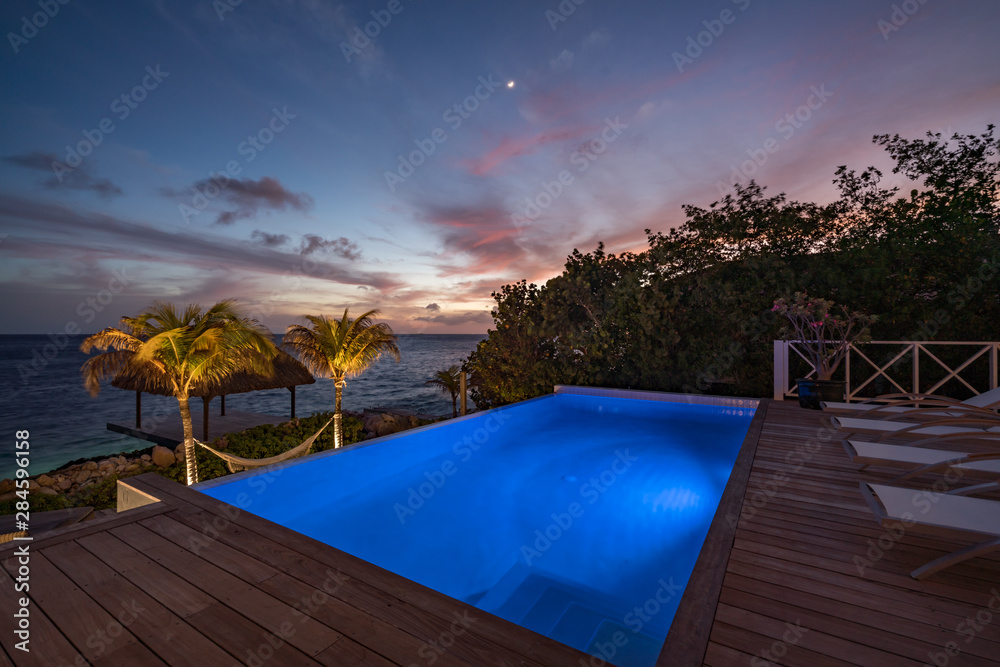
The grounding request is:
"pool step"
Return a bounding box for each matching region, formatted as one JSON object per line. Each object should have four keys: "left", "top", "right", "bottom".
{"left": 475, "top": 563, "right": 662, "bottom": 662}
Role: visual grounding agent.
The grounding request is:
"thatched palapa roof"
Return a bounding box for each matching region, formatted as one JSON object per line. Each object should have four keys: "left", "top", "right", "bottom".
{"left": 111, "top": 350, "right": 315, "bottom": 398}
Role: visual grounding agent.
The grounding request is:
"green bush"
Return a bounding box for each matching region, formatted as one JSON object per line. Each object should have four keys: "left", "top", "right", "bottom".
{"left": 0, "top": 491, "right": 71, "bottom": 515}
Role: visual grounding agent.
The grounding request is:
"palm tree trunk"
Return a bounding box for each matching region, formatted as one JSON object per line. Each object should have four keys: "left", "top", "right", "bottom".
{"left": 334, "top": 379, "right": 344, "bottom": 448}
{"left": 451, "top": 392, "right": 457, "bottom": 418}
{"left": 177, "top": 394, "right": 198, "bottom": 485}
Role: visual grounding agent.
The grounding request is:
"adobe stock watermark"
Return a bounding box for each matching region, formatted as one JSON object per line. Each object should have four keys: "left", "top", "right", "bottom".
{"left": 727, "top": 421, "right": 837, "bottom": 529}
{"left": 672, "top": 0, "right": 752, "bottom": 73}
{"left": 178, "top": 106, "right": 295, "bottom": 224}
{"left": 242, "top": 568, "right": 347, "bottom": 667}
{"left": 854, "top": 467, "right": 969, "bottom": 577}
{"left": 393, "top": 409, "right": 512, "bottom": 524}
{"left": 510, "top": 117, "right": 628, "bottom": 227}
{"left": 341, "top": 0, "right": 414, "bottom": 63}
{"left": 877, "top": 0, "right": 930, "bottom": 41}
{"left": 384, "top": 75, "right": 504, "bottom": 192}
{"left": 751, "top": 621, "right": 809, "bottom": 666}
{"left": 213, "top": 0, "right": 244, "bottom": 21}
{"left": 581, "top": 577, "right": 683, "bottom": 667}
{"left": 923, "top": 588, "right": 1000, "bottom": 667}
{"left": 715, "top": 84, "right": 834, "bottom": 196}
{"left": 7, "top": 0, "right": 70, "bottom": 54}
{"left": 13, "top": 267, "right": 133, "bottom": 390}
{"left": 50, "top": 65, "right": 169, "bottom": 183}
{"left": 408, "top": 610, "right": 477, "bottom": 666}
{"left": 520, "top": 449, "right": 637, "bottom": 566}
{"left": 545, "top": 0, "right": 587, "bottom": 31}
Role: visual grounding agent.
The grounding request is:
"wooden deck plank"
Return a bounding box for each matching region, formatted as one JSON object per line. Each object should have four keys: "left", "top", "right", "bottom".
{"left": 42, "top": 539, "right": 236, "bottom": 667}
{"left": 107, "top": 521, "right": 343, "bottom": 658}
{"left": 1, "top": 551, "right": 163, "bottom": 665}
{"left": 0, "top": 566, "right": 85, "bottom": 667}
{"left": 146, "top": 511, "right": 544, "bottom": 667}
{"left": 131, "top": 472, "right": 589, "bottom": 666}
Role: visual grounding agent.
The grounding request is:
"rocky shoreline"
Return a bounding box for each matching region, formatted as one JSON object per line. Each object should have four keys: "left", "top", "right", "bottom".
{"left": 0, "top": 442, "right": 185, "bottom": 503}
{"left": 0, "top": 407, "right": 446, "bottom": 508}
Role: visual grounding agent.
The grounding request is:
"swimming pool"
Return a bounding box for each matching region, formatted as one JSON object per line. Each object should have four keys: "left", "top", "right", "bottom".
{"left": 198, "top": 387, "right": 757, "bottom": 666}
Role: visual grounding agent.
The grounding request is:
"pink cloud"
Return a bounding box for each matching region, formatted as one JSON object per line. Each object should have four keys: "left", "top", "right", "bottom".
{"left": 462, "top": 125, "right": 599, "bottom": 176}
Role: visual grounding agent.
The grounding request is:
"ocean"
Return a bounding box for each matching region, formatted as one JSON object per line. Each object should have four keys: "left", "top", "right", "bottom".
{"left": 0, "top": 333, "right": 485, "bottom": 480}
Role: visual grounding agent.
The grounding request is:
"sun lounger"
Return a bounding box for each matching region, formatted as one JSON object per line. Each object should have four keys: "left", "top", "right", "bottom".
{"left": 861, "top": 482, "right": 1000, "bottom": 579}
{"left": 828, "top": 415, "right": 1000, "bottom": 441}
{"left": 823, "top": 387, "right": 1000, "bottom": 418}
{"left": 843, "top": 440, "right": 1000, "bottom": 492}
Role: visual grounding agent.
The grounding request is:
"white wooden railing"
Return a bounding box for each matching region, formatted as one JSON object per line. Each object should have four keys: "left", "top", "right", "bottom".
{"left": 773, "top": 341, "right": 1000, "bottom": 401}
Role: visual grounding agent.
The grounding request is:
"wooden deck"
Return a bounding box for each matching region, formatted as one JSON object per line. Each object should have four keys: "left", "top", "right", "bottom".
{"left": 698, "top": 400, "right": 1000, "bottom": 667}
{"left": 2, "top": 400, "right": 999, "bottom": 666}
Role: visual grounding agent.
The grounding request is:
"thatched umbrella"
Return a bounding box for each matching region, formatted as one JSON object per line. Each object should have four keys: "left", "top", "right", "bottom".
{"left": 111, "top": 350, "right": 315, "bottom": 439}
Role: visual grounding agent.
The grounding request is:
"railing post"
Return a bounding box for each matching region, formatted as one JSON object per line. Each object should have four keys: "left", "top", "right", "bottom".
{"left": 912, "top": 343, "right": 919, "bottom": 394}
{"left": 846, "top": 344, "right": 852, "bottom": 401}
{"left": 773, "top": 341, "right": 787, "bottom": 400}
{"left": 992, "top": 344, "right": 998, "bottom": 390}
{"left": 460, "top": 372, "right": 468, "bottom": 416}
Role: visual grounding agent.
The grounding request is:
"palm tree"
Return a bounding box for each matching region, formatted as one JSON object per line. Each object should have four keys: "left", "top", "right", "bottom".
{"left": 80, "top": 300, "right": 278, "bottom": 485}
{"left": 426, "top": 365, "right": 462, "bottom": 418}
{"left": 284, "top": 309, "right": 400, "bottom": 448}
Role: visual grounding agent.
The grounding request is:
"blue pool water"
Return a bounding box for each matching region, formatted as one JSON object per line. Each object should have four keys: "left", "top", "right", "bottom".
{"left": 199, "top": 391, "right": 755, "bottom": 666}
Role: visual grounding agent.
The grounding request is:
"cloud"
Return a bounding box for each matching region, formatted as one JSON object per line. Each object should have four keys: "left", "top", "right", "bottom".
{"left": 550, "top": 50, "right": 575, "bottom": 71}
{"left": 417, "top": 202, "right": 526, "bottom": 274}
{"left": 3, "top": 151, "right": 123, "bottom": 198}
{"left": 425, "top": 303, "right": 440, "bottom": 311}
{"left": 299, "top": 234, "right": 361, "bottom": 260}
{"left": 413, "top": 311, "right": 493, "bottom": 326}
{"left": 582, "top": 30, "right": 610, "bottom": 50}
{"left": 463, "top": 124, "right": 599, "bottom": 175}
{"left": 0, "top": 193, "right": 402, "bottom": 292}
{"left": 164, "top": 176, "right": 313, "bottom": 225}
{"left": 251, "top": 229, "right": 290, "bottom": 247}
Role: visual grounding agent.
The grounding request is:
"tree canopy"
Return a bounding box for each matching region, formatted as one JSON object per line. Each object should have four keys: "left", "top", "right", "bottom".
{"left": 466, "top": 126, "right": 1000, "bottom": 408}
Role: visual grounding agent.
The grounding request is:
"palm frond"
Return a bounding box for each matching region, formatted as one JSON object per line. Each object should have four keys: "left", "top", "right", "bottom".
{"left": 80, "top": 350, "right": 137, "bottom": 396}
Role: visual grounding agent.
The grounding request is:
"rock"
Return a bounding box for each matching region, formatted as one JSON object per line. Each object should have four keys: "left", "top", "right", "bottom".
{"left": 36, "top": 474, "right": 55, "bottom": 487}
{"left": 74, "top": 471, "right": 91, "bottom": 485}
{"left": 174, "top": 444, "right": 186, "bottom": 462}
{"left": 26, "top": 479, "right": 40, "bottom": 491}
{"left": 125, "top": 464, "right": 140, "bottom": 472}
{"left": 117, "top": 456, "right": 127, "bottom": 465}
{"left": 0, "top": 479, "right": 13, "bottom": 494}
{"left": 37, "top": 487, "right": 59, "bottom": 496}
{"left": 57, "top": 478, "right": 73, "bottom": 491}
{"left": 140, "top": 454, "right": 152, "bottom": 462}
{"left": 151, "top": 446, "right": 175, "bottom": 468}
{"left": 83, "top": 461, "right": 98, "bottom": 471}
{"left": 363, "top": 412, "right": 416, "bottom": 438}
{"left": 0, "top": 491, "right": 16, "bottom": 502}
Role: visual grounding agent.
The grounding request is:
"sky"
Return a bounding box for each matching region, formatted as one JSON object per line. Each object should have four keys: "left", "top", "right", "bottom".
{"left": 0, "top": 0, "right": 997, "bottom": 335}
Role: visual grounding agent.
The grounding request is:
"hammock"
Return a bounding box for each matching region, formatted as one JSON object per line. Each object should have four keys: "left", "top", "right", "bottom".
{"left": 194, "top": 417, "right": 334, "bottom": 473}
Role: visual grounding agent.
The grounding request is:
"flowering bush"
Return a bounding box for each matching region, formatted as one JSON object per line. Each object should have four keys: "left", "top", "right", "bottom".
{"left": 772, "top": 293, "right": 876, "bottom": 380}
